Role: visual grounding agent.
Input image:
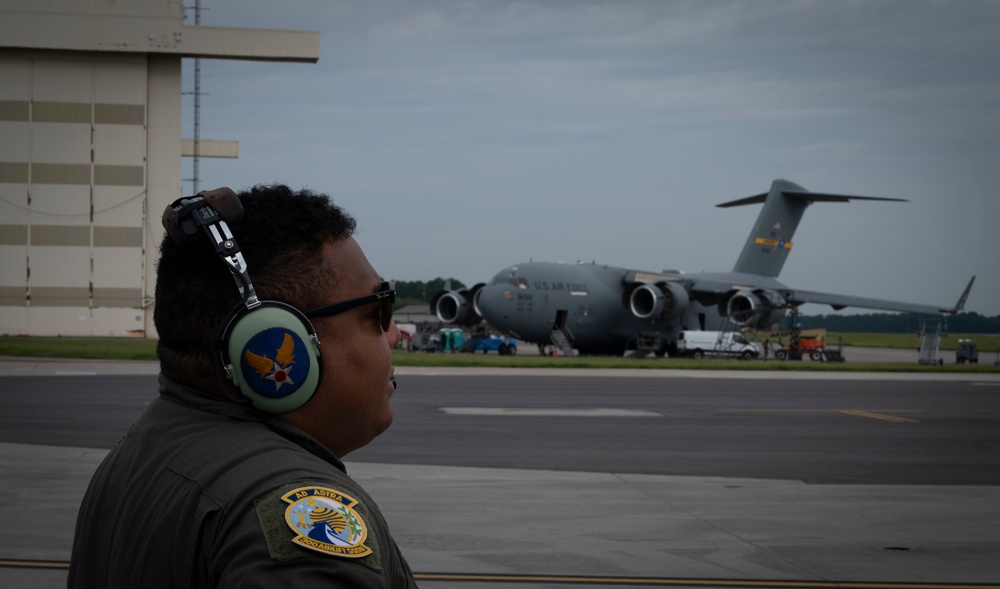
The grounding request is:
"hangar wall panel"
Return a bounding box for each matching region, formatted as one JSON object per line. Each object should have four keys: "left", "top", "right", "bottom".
{"left": 29, "top": 186, "right": 90, "bottom": 220}
{"left": 2, "top": 2, "right": 316, "bottom": 338}
{"left": 0, "top": 122, "right": 28, "bottom": 161}
{"left": 0, "top": 59, "right": 30, "bottom": 100}
{"left": 32, "top": 59, "right": 94, "bottom": 101}
{"left": 32, "top": 124, "right": 91, "bottom": 166}
{"left": 0, "top": 50, "right": 149, "bottom": 336}
{"left": 144, "top": 54, "right": 184, "bottom": 339}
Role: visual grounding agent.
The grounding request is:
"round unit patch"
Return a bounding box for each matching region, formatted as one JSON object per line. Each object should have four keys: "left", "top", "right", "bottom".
{"left": 282, "top": 486, "right": 372, "bottom": 558}
{"left": 240, "top": 327, "right": 311, "bottom": 398}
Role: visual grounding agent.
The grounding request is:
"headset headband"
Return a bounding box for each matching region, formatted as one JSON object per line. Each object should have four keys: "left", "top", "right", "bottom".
{"left": 163, "top": 188, "right": 259, "bottom": 309}
{"left": 160, "top": 187, "right": 324, "bottom": 413}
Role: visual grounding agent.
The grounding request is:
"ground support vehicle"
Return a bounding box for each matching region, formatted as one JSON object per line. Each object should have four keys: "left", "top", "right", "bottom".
{"left": 677, "top": 330, "right": 760, "bottom": 360}
{"left": 820, "top": 349, "right": 845, "bottom": 362}
{"left": 769, "top": 329, "right": 831, "bottom": 361}
{"left": 956, "top": 339, "right": 979, "bottom": 364}
{"left": 408, "top": 330, "right": 439, "bottom": 352}
{"left": 463, "top": 336, "right": 518, "bottom": 355}
{"left": 627, "top": 333, "right": 663, "bottom": 359}
{"left": 820, "top": 337, "right": 845, "bottom": 362}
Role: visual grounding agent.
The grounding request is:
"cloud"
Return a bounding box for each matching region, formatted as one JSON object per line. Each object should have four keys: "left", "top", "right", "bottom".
{"left": 190, "top": 0, "right": 1000, "bottom": 314}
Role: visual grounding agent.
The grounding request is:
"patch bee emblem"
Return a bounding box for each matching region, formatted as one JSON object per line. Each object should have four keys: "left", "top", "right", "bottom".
{"left": 239, "top": 327, "right": 311, "bottom": 398}
{"left": 282, "top": 486, "right": 372, "bottom": 558}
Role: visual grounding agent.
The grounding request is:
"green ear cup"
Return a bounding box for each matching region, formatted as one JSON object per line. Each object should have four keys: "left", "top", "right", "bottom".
{"left": 224, "top": 304, "right": 322, "bottom": 414}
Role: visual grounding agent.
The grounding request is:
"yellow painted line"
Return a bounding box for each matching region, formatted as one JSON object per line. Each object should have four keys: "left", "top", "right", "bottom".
{"left": 414, "top": 572, "right": 999, "bottom": 589}
{"left": 839, "top": 410, "right": 919, "bottom": 423}
{"left": 2, "top": 562, "right": 994, "bottom": 589}
{"left": 0, "top": 559, "right": 68, "bottom": 569}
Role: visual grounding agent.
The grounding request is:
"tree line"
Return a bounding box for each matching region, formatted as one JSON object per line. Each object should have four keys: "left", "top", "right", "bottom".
{"left": 391, "top": 278, "right": 467, "bottom": 307}
{"left": 799, "top": 312, "right": 999, "bottom": 334}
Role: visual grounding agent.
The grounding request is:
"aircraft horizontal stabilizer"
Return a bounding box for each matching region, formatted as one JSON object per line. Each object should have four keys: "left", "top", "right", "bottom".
{"left": 717, "top": 191, "right": 907, "bottom": 208}
{"left": 782, "top": 191, "right": 907, "bottom": 204}
{"left": 716, "top": 193, "right": 768, "bottom": 208}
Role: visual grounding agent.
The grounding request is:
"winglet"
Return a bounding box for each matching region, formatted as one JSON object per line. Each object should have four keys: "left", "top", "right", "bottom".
{"left": 944, "top": 276, "right": 975, "bottom": 313}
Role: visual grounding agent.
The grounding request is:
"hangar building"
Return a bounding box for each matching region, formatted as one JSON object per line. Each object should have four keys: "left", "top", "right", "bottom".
{"left": 0, "top": 0, "right": 318, "bottom": 337}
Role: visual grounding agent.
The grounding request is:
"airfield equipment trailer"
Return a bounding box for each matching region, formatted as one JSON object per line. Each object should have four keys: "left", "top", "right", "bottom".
{"left": 770, "top": 329, "right": 840, "bottom": 361}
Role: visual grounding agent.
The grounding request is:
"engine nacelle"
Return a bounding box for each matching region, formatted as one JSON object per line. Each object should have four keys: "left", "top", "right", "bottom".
{"left": 431, "top": 283, "right": 485, "bottom": 326}
{"left": 722, "top": 289, "right": 785, "bottom": 329}
{"left": 629, "top": 281, "right": 689, "bottom": 320}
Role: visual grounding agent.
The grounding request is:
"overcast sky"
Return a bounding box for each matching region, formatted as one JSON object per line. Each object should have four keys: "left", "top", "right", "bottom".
{"left": 183, "top": 0, "right": 999, "bottom": 317}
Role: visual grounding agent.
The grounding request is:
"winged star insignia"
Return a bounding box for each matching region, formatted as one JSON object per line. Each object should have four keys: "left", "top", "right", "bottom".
{"left": 244, "top": 332, "right": 297, "bottom": 392}
{"left": 241, "top": 327, "right": 310, "bottom": 397}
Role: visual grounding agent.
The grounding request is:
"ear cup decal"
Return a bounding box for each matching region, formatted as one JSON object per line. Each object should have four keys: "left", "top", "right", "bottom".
{"left": 222, "top": 304, "right": 322, "bottom": 414}
{"left": 240, "top": 327, "right": 311, "bottom": 398}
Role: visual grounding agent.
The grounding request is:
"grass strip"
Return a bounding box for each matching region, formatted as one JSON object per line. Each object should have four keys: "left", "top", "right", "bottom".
{"left": 1, "top": 334, "right": 997, "bottom": 372}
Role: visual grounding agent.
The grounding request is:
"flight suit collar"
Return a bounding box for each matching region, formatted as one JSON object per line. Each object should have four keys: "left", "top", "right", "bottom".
{"left": 157, "top": 373, "right": 347, "bottom": 474}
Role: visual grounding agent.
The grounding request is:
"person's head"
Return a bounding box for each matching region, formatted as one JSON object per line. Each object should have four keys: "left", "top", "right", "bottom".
{"left": 154, "top": 184, "right": 401, "bottom": 456}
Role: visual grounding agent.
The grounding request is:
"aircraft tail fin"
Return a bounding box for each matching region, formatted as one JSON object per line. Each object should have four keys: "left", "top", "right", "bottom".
{"left": 719, "top": 179, "right": 906, "bottom": 278}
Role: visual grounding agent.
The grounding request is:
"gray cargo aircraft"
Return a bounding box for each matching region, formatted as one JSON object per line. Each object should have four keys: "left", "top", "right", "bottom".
{"left": 431, "top": 179, "right": 975, "bottom": 355}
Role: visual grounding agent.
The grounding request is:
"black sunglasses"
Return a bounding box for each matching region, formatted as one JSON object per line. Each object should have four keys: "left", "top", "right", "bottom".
{"left": 304, "top": 281, "right": 395, "bottom": 332}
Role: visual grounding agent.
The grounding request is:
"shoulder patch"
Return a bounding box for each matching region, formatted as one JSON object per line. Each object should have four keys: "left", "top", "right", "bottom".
{"left": 282, "top": 486, "right": 372, "bottom": 558}
{"left": 254, "top": 483, "right": 383, "bottom": 572}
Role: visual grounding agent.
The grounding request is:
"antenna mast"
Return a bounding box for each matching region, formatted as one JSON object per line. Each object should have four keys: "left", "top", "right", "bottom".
{"left": 192, "top": 0, "right": 202, "bottom": 194}
{"left": 183, "top": 1, "right": 204, "bottom": 194}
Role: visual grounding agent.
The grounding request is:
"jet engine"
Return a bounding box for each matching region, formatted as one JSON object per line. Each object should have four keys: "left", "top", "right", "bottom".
{"left": 628, "top": 281, "right": 689, "bottom": 320}
{"left": 721, "top": 288, "right": 786, "bottom": 329}
{"left": 431, "top": 283, "right": 485, "bottom": 326}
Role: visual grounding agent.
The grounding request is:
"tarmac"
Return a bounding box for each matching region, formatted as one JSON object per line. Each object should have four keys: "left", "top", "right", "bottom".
{"left": 2, "top": 354, "right": 999, "bottom": 588}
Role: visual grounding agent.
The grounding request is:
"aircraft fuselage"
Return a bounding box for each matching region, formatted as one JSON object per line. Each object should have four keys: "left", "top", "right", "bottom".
{"left": 476, "top": 261, "right": 770, "bottom": 354}
{"left": 430, "top": 180, "right": 969, "bottom": 356}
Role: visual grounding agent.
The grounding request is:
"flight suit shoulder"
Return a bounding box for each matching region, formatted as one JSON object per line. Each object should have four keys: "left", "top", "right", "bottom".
{"left": 253, "top": 481, "right": 385, "bottom": 574}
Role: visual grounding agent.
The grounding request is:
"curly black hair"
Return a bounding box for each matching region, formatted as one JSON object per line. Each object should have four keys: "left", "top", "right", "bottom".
{"left": 154, "top": 184, "right": 356, "bottom": 383}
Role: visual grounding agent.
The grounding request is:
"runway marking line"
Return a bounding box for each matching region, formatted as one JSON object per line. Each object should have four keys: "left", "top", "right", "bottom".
{"left": 724, "top": 409, "right": 920, "bottom": 423}
{"left": 838, "top": 410, "right": 919, "bottom": 424}
{"left": 2, "top": 561, "right": 995, "bottom": 588}
{"left": 440, "top": 407, "right": 661, "bottom": 417}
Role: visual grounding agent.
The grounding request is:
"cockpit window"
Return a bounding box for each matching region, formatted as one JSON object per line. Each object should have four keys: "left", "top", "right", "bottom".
{"left": 493, "top": 274, "right": 528, "bottom": 288}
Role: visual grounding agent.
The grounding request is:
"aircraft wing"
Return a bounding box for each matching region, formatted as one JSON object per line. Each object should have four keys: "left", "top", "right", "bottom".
{"left": 789, "top": 276, "right": 975, "bottom": 315}
{"left": 788, "top": 290, "right": 951, "bottom": 314}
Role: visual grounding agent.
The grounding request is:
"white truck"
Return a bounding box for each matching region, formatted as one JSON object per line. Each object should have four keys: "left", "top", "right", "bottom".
{"left": 677, "top": 330, "right": 760, "bottom": 360}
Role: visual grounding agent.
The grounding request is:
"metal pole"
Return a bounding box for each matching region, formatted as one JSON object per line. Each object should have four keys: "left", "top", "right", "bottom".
{"left": 192, "top": 0, "right": 201, "bottom": 194}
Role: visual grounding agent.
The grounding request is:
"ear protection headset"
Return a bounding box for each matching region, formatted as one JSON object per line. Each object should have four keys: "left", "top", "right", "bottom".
{"left": 162, "top": 188, "right": 322, "bottom": 413}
